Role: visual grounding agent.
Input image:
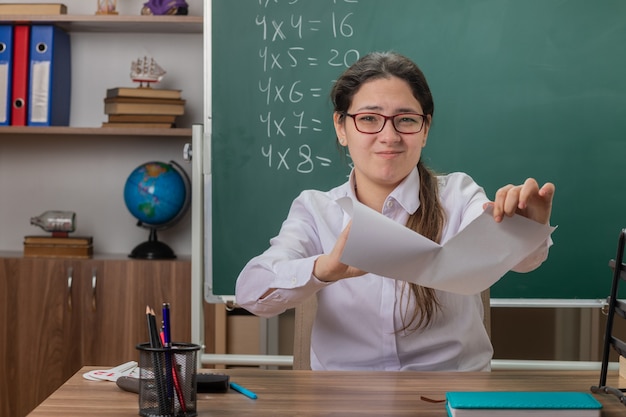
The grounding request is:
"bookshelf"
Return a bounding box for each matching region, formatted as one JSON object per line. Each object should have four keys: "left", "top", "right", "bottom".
{"left": 0, "top": 14, "right": 201, "bottom": 137}
{"left": 0, "top": 9, "right": 202, "bottom": 255}
{"left": 0, "top": 126, "right": 192, "bottom": 137}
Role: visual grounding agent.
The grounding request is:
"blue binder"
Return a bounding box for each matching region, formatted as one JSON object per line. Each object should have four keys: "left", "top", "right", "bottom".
{"left": 27, "top": 25, "right": 71, "bottom": 126}
{"left": 0, "top": 25, "right": 13, "bottom": 126}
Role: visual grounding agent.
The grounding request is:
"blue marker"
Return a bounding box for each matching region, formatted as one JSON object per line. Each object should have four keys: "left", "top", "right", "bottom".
{"left": 162, "top": 303, "right": 172, "bottom": 347}
{"left": 230, "top": 382, "right": 258, "bottom": 399}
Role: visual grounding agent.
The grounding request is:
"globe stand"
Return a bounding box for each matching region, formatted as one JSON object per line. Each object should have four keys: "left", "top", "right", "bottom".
{"left": 129, "top": 228, "right": 176, "bottom": 259}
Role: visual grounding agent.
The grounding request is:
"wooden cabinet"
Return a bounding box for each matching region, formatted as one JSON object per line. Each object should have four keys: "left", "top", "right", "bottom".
{"left": 81, "top": 258, "right": 191, "bottom": 366}
{"left": 0, "top": 258, "right": 15, "bottom": 417}
{"left": 0, "top": 254, "right": 191, "bottom": 417}
{"left": 12, "top": 258, "right": 84, "bottom": 417}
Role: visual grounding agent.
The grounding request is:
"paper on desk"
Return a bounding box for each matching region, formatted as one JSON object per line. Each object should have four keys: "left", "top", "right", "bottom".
{"left": 337, "top": 197, "right": 555, "bottom": 295}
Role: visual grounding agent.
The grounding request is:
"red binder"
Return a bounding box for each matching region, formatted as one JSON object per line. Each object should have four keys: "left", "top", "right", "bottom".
{"left": 11, "top": 25, "right": 29, "bottom": 126}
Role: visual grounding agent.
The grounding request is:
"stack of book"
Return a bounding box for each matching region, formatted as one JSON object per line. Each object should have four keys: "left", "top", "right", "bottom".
{"left": 102, "top": 87, "right": 185, "bottom": 128}
{"left": 23, "top": 235, "right": 93, "bottom": 259}
{"left": 0, "top": 3, "right": 68, "bottom": 15}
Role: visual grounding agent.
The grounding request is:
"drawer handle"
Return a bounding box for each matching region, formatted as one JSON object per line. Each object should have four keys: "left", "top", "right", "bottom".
{"left": 91, "top": 267, "right": 97, "bottom": 311}
{"left": 66, "top": 266, "right": 73, "bottom": 311}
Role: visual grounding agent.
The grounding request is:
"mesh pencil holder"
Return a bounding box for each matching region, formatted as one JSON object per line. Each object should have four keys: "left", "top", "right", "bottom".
{"left": 136, "top": 342, "right": 201, "bottom": 417}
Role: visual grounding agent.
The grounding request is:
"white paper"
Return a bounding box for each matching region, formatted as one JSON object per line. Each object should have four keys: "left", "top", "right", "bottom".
{"left": 337, "top": 197, "right": 555, "bottom": 295}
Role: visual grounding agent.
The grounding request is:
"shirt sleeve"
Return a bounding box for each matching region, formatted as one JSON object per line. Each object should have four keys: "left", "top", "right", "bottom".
{"left": 442, "top": 172, "right": 552, "bottom": 275}
{"left": 235, "top": 192, "right": 334, "bottom": 318}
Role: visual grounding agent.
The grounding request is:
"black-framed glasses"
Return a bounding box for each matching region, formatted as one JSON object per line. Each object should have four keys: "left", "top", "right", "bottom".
{"left": 344, "top": 112, "right": 426, "bottom": 134}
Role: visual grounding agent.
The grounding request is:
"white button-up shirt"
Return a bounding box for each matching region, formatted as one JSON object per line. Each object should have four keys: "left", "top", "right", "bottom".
{"left": 236, "top": 167, "right": 550, "bottom": 371}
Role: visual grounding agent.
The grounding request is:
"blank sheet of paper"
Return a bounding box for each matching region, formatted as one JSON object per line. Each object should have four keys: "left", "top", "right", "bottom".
{"left": 337, "top": 197, "right": 555, "bottom": 295}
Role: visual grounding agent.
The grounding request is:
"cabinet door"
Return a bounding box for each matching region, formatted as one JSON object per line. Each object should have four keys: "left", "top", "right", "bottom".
{"left": 82, "top": 259, "right": 191, "bottom": 366}
{"left": 0, "top": 257, "right": 14, "bottom": 417}
{"left": 10, "top": 258, "right": 85, "bottom": 416}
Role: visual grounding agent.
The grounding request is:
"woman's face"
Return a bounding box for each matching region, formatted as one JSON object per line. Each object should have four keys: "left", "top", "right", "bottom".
{"left": 334, "top": 76, "right": 430, "bottom": 194}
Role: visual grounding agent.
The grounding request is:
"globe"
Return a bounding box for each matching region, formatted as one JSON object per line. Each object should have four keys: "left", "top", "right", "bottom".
{"left": 123, "top": 161, "right": 190, "bottom": 259}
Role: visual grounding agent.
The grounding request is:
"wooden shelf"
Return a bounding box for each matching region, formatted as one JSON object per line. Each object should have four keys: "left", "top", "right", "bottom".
{"left": 0, "top": 14, "right": 203, "bottom": 33}
{"left": 0, "top": 250, "right": 192, "bottom": 260}
{"left": 0, "top": 126, "right": 192, "bottom": 137}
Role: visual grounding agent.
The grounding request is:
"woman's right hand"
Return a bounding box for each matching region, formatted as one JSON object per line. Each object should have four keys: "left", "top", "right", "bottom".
{"left": 313, "top": 222, "right": 367, "bottom": 282}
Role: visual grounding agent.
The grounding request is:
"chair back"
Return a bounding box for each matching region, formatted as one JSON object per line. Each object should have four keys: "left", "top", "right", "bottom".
{"left": 591, "top": 229, "right": 626, "bottom": 406}
{"left": 293, "top": 295, "right": 317, "bottom": 370}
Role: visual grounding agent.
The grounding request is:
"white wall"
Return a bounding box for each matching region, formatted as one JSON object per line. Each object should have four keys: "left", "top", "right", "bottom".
{"left": 0, "top": 0, "right": 205, "bottom": 256}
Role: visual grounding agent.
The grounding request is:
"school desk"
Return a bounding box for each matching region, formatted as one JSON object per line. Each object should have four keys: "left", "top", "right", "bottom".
{"left": 28, "top": 366, "right": 624, "bottom": 416}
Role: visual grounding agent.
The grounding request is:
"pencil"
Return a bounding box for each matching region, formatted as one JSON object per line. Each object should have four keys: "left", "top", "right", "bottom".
{"left": 146, "top": 306, "right": 160, "bottom": 348}
{"left": 146, "top": 306, "right": 169, "bottom": 413}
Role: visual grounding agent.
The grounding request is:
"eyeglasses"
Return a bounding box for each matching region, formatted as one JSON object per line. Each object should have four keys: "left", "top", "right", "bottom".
{"left": 344, "top": 112, "right": 426, "bottom": 134}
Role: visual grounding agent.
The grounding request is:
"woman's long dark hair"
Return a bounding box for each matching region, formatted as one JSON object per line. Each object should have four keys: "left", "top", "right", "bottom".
{"left": 331, "top": 52, "right": 445, "bottom": 331}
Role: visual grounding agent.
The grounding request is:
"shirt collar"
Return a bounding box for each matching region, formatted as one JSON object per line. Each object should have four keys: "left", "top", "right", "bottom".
{"left": 347, "top": 166, "right": 422, "bottom": 215}
{"left": 389, "top": 166, "right": 421, "bottom": 215}
{"left": 348, "top": 170, "right": 358, "bottom": 199}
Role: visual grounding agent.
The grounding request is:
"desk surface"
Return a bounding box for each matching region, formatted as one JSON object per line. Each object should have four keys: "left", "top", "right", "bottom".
{"left": 29, "top": 366, "right": 625, "bottom": 416}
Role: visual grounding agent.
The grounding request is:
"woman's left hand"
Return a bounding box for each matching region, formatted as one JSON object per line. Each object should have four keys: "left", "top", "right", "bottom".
{"left": 489, "top": 178, "right": 555, "bottom": 224}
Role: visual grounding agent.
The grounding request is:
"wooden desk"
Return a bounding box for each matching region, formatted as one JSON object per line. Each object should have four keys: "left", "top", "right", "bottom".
{"left": 29, "top": 366, "right": 624, "bottom": 416}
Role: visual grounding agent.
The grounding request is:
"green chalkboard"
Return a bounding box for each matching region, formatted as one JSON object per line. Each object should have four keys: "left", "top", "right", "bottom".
{"left": 210, "top": 0, "right": 626, "bottom": 299}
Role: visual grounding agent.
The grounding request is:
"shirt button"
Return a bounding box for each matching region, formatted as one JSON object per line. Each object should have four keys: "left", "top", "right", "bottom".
{"left": 291, "top": 277, "right": 297, "bottom": 285}
{"left": 386, "top": 200, "right": 394, "bottom": 209}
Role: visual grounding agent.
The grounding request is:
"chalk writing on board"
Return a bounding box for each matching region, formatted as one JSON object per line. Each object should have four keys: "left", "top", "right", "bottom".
{"left": 254, "top": 1, "right": 361, "bottom": 175}
{"left": 261, "top": 144, "right": 334, "bottom": 173}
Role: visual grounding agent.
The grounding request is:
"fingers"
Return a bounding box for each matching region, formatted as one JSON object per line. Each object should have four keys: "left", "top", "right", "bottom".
{"left": 516, "top": 178, "right": 540, "bottom": 210}
{"left": 538, "top": 182, "right": 556, "bottom": 199}
{"left": 492, "top": 178, "right": 555, "bottom": 224}
{"left": 314, "top": 221, "right": 366, "bottom": 282}
{"left": 332, "top": 222, "right": 366, "bottom": 278}
{"left": 492, "top": 184, "right": 517, "bottom": 222}
{"left": 334, "top": 221, "right": 352, "bottom": 253}
{"left": 327, "top": 221, "right": 351, "bottom": 267}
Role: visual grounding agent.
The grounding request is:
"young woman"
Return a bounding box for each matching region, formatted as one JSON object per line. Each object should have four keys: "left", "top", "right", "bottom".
{"left": 236, "top": 51, "right": 555, "bottom": 371}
